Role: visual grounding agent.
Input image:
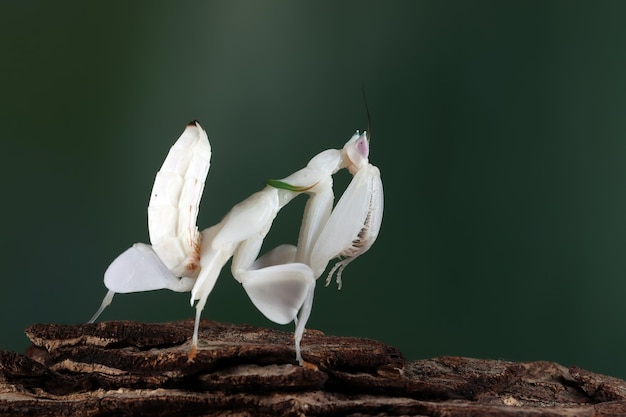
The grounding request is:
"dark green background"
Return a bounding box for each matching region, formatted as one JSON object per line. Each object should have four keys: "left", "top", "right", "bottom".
{"left": 3, "top": 1, "right": 626, "bottom": 378}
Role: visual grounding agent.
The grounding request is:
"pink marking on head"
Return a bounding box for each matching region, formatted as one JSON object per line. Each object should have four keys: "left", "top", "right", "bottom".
{"left": 357, "top": 134, "right": 369, "bottom": 159}
{"left": 344, "top": 131, "right": 370, "bottom": 174}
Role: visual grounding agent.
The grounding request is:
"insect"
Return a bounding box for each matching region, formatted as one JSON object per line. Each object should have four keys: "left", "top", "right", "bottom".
{"left": 89, "top": 121, "right": 383, "bottom": 364}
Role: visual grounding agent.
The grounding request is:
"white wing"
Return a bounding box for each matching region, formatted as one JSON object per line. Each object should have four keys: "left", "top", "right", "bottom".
{"left": 148, "top": 121, "right": 211, "bottom": 278}
{"left": 310, "top": 164, "right": 383, "bottom": 280}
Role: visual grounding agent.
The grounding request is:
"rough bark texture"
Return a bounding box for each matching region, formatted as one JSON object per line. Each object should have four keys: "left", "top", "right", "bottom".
{"left": 0, "top": 320, "right": 625, "bottom": 416}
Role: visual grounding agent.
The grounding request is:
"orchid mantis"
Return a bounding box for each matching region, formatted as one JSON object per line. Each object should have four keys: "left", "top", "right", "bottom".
{"left": 90, "top": 121, "right": 383, "bottom": 364}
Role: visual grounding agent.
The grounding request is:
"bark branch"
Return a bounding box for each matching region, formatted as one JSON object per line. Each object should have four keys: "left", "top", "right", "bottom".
{"left": 1, "top": 320, "right": 625, "bottom": 416}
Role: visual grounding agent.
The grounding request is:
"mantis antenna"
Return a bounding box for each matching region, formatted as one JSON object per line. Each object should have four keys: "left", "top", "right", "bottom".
{"left": 362, "top": 82, "right": 372, "bottom": 142}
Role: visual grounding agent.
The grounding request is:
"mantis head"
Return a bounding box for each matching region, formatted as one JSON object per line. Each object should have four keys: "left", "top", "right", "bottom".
{"left": 343, "top": 131, "right": 369, "bottom": 175}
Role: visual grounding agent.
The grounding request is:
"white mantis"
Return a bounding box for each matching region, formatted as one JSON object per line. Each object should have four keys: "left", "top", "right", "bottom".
{"left": 90, "top": 121, "right": 383, "bottom": 364}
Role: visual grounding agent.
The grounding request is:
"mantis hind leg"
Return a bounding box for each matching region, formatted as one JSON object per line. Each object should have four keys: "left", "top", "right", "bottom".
{"left": 294, "top": 284, "right": 315, "bottom": 365}
{"left": 188, "top": 294, "right": 208, "bottom": 361}
{"left": 88, "top": 290, "right": 115, "bottom": 323}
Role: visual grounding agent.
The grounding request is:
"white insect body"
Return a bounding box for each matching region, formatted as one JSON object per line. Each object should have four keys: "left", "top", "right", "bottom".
{"left": 90, "top": 122, "right": 383, "bottom": 365}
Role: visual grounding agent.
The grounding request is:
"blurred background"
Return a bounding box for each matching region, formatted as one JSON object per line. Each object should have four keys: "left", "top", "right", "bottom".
{"left": 3, "top": 1, "right": 626, "bottom": 378}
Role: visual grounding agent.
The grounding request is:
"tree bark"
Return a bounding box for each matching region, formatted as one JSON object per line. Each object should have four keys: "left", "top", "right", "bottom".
{"left": 0, "top": 320, "right": 625, "bottom": 416}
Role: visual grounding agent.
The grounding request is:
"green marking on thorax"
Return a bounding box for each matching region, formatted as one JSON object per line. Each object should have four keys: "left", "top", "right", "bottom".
{"left": 266, "top": 179, "right": 308, "bottom": 192}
